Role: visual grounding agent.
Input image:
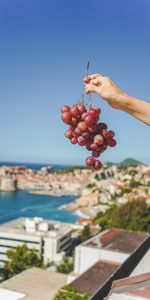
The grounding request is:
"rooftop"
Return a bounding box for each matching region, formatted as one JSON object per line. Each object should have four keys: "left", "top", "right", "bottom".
{"left": 85, "top": 228, "right": 149, "bottom": 254}
{"left": 107, "top": 272, "right": 150, "bottom": 300}
{"left": 70, "top": 260, "right": 121, "bottom": 296}
{"left": 0, "top": 217, "right": 72, "bottom": 238}
{"left": 0, "top": 268, "right": 67, "bottom": 300}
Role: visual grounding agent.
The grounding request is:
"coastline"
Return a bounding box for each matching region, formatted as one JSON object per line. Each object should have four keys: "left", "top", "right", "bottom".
{"left": 59, "top": 203, "right": 91, "bottom": 219}
{"left": 29, "top": 190, "right": 79, "bottom": 197}
{"left": 74, "top": 209, "right": 90, "bottom": 219}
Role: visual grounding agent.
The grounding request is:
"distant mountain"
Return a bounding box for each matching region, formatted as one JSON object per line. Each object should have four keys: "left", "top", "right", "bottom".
{"left": 120, "top": 158, "right": 143, "bottom": 165}
{"left": 105, "top": 158, "right": 143, "bottom": 167}
{"left": 106, "top": 162, "right": 115, "bottom": 167}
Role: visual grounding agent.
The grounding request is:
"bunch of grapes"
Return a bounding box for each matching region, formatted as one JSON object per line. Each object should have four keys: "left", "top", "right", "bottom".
{"left": 61, "top": 102, "right": 116, "bottom": 170}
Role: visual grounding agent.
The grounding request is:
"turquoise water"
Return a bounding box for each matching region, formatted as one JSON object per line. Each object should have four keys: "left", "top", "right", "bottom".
{"left": 0, "top": 191, "right": 78, "bottom": 224}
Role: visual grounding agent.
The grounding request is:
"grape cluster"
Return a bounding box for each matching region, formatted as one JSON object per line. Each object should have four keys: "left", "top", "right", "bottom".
{"left": 61, "top": 103, "right": 117, "bottom": 170}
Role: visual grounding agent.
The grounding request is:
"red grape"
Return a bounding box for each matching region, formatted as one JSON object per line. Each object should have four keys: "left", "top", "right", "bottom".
{"left": 61, "top": 112, "right": 72, "bottom": 124}
{"left": 108, "top": 130, "right": 115, "bottom": 138}
{"left": 92, "top": 150, "right": 101, "bottom": 158}
{"left": 70, "top": 106, "right": 80, "bottom": 117}
{"left": 72, "top": 117, "right": 79, "bottom": 126}
{"left": 71, "top": 137, "right": 78, "bottom": 144}
{"left": 77, "top": 104, "right": 86, "bottom": 114}
{"left": 92, "top": 106, "right": 101, "bottom": 114}
{"left": 77, "top": 136, "right": 87, "bottom": 146}
{"left": 74, "top": 128, "right": 82, "bottom": 136}
{"left": 72, "top": 132, "right": 78, "bottom": 138}
{"left": 101, "top": 129, "right": 109, "bottom": 138}
{"left": 61, "top": 105, "right": 70, "bottom": 113}
{"left": 88, "top": 124, "right": 97, "bottom": 133}
{"left": 107, "top": 138, "right": 117, "bottom": 147}
{"left": 90, "top": 142, "right": 98, "bottom": 151}
{"left": 81, "top": 112, "right": 87, "bottom": 120}
{"left": 89, "top": 109, "right": 98, "bottom": 118}
{"left": 89, "top": 107, "right": 101, "bottom": 118}
{"left": 84, "top": 115, "right": 94, "bottom": 126}
{"left": 94, "top": 160, "right": 102, "bottom": 170}
{"left": 86, "top": 156, "right": 95, "bottom": 167}
{"left": 83, "top": 132, "right": 91, "bottom": 140}
{"left": 65, "top": 129, "right": 73, "bottom": 139}
{"left": 97, "top": 123, "right": 107, "bottom": 130}
{"left": 77, "top": 121, "right": 88, "bottom": 132}
{"left": 94, "top": 134, "right": 104, "bottom": 145}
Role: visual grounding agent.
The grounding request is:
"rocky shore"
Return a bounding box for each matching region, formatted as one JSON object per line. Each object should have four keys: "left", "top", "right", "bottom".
{"left": 61, "top": 190, "right": 100, "bottom": 218}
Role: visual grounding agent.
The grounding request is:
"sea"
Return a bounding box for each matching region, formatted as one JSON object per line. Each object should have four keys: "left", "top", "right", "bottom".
{"left": 0, "top": 162, "right": 79, "bottom": 224}
{"left": 0, "top": 161, "right": 69, "bottom": 170}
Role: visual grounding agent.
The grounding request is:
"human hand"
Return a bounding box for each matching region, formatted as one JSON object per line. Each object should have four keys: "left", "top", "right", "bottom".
{"left": 84, "top": 74, "right": 127, "bottom": 109}
{"left": 84, "top": 74, "right": 150, "bottom": 125}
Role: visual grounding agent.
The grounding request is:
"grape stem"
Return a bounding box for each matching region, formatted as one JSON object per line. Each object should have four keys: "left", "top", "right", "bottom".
{"left": 80, "top": 61, "right": 92, "bottom": 108}
{"left": 86, "top": 61, "right": 90, "bottom": 79}
{"left": 86, "top": 61, "right": 92, "bottom": 108}
{"left": 81, "top": 93, "right": 84, "bottom": 104}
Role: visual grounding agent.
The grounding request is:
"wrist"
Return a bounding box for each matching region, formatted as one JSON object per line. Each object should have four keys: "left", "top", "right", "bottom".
{"left": 115, "top": 92, "right": 134, "bottom": 112}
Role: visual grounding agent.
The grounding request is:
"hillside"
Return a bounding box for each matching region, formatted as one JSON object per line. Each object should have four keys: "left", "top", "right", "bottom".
{"left": 120, "top": 158, "right": 143, "bottom": 165}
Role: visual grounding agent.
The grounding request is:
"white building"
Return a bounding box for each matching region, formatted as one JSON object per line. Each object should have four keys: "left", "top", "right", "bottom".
{"left": 68, "top": 228, "right": 149, "bottom": 282}
{"left": 0, "top": 218, "right": 77, "bottom": 265}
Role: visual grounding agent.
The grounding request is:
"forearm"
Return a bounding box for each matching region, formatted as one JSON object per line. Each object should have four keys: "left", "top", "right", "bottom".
{"left": 117, "top": 93, "right": 150, "bottom": 126}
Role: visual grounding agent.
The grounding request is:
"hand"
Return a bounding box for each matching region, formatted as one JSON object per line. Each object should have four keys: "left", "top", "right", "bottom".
{"left": 84, "top": 74, "right": 127, "bottom": 109}
{"left": 84, "top": 74, "right": 150, "bottom": 126}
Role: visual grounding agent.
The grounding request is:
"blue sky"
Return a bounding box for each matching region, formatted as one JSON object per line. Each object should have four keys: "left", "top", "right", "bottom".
{"left": 0, "top": 0, "right": 150, "bottom": 165}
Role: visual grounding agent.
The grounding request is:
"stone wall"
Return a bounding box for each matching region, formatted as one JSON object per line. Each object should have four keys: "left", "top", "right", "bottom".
{"left": 0, "top": 177, "right": 17, "bottom": 192}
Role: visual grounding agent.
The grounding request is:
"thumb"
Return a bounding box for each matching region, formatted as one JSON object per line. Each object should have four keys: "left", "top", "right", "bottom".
{"left": 85, "top": 83, "right": 100, "bottom": 94}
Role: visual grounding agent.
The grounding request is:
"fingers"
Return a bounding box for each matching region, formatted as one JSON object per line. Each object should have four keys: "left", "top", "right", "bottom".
{"left": 90, "top": 78, "right": 102, "bottom": 86}
{"left": 84, "top": 73, "right": 103, "bottom": 84}
{"left": 85, "top": 83, "right": 100, "bottom": 94}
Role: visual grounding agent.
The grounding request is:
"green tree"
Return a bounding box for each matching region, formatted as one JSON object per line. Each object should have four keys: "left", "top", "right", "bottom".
{"left": 93, "top": 199, "right": 150, "bottom": 232}
{"left": 129, "top": 180, "right": 141, "bottom": 188}
{"left": 56, "top": 256, "right": 74, "bottom": 274}
{"left": 0, "top": 267, "right": 9, "bottom": 282}
{"left": 4, "top": 244, "right": 43, "bottom": 277}
{"left": 86, "top": 183, "right": 96, "bottom": 189}
{"left": 80, "top": 225, "right": 91, "bottom": 243}
{"left": 53, "top": 285, "right": 89, "bottom": 300}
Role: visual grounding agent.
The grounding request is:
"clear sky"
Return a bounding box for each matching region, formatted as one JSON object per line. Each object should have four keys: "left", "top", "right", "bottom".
{"left": 0, "top": 0, "right": 150, "bottom": 165}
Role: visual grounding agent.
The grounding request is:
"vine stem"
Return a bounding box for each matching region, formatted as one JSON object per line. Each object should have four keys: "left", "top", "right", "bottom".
{"left": 86, "top": 61, "right": 92, "bottom": 108}
{"left": 89, "top": 93, "right": 92, "bottom": 108}
{"left": 79, "top": 61, "right": 92, "bottom": 108}
{"left": 80, "top": 91, "right": 85, "bottom": 105}
{"left": 86, "top": 61, "right": 90, "bottom": 79}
